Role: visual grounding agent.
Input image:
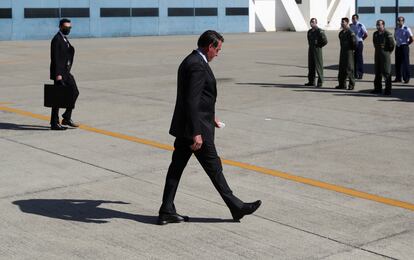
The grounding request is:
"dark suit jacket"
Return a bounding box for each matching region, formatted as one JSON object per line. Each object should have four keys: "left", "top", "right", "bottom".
{"left": 169, "top": 50, "right": 217, "bottom": 141}
{"left": 50, "top": 32, "right": 75, "bottom": 80}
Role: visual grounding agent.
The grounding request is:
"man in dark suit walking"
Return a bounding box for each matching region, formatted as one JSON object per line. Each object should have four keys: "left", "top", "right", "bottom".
{"left": 50, "top": 18, "right": 79, "bottom": 130}
{"left": 158, "top": 30, "right": 261, "bottom": 225}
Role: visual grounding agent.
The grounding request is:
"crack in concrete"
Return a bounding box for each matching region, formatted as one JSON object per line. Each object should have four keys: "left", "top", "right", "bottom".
{"left": 217, "top": 106, "right": 414, "bottom": 139}
{"left": 361, "top": 229, "right": 412, "bottom": 247}
{"left": 254, "top": 215, "right": 399, "bottom": 260}
{"left": 0, "top": 137, "right": 406, "bottom": 260}
{"left": 177, "top": 191, "right": 400, "bottom": 260}
{"left": 0, "top": 137, "right": 158, "bottom": 201}
{"left": 222, "top": 125, "right": 414, "bottom": 159}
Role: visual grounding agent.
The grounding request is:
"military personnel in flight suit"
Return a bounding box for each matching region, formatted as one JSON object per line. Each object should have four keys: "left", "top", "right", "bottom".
{"left": 336, "top": 17, "right": 356, "bottom": 90}
{"left": 305, "top": 18, "right": 328, "bottom": 87}
{"left": 373, "top": 19, "right": 395, "bottom": 95}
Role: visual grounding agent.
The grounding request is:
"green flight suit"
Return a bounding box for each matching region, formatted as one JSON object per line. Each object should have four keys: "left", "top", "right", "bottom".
{"left": 307, "top": 27, "right": 328, "bottom": 86}
{"left": 373, "top": 30, "right": 395, "bottom": 94}
{"left": 338, "top": 29, "right": 356, "bottom": 89}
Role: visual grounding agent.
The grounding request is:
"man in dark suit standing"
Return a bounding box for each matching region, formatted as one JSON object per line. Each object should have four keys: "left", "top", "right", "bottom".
{"left": 158, "top": 30, "right": 261, "bottom": 225}
{"left": 50, "top": 18, "right": 79, "bottom": 130}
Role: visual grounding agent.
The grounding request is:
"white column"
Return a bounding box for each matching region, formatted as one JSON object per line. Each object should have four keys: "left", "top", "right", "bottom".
{"left": 310, "top": 0, "right": 327, "bottom": 29}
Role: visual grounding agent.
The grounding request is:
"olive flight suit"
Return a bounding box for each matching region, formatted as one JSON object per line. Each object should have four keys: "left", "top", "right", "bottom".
{"left": 373, "top": 30, "right": 395, "bottom": 94}
{"left": 307, "top": 28, "right": 328, "bottom": 86}
{"left": 337, "top": 29, "right": 356, "bottom": 89}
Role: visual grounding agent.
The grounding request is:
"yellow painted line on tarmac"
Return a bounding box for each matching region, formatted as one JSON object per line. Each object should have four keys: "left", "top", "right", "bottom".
{"left": 0, "top": 105, "right": 49, "bottom": 121}
{"left": 1, "top": 104, "right": 413, "bottom": 212}
{"left": 78, "top": 124, "right": 174, "bottom": 151}
{"left": 221, "top": 159, "right": 414, "bottom": 211}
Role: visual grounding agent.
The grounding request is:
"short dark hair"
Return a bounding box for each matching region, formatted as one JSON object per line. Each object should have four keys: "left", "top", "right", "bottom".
{"left": 341, "top": 17, "right": 349, "bottom": 23}
{"left": 310, "top": 18, "right": 317, "bottom": 24}
{"left": 59, "top": 18, "right": 71, "bottom": 27}
{"left": 398, "top": 16, "right": 405, "bottom": 22}
{"left": 197, "top": 30, "right": 224, "bottom": 48}
{"left": 352, "top": 14, "right": 359, "bottom": 20}
{"left": 377, "top": 19, "right": 385, "bottom": 26}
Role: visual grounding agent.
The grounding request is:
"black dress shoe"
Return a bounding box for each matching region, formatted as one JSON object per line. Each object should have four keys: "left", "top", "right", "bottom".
{"left": 61, "top": 119, "right": 79, "bottom": 127}
{"left": 177, "top": 213, "right": 190, "bottom": 222}
{"left": 51, "top": 124, "right": 67, "bottom": 130}
{"left": 383, "top": 90, "right": 392, "bottom": 96}
{"left": 404, "top": 80, "right": 410, "bottom": 84}
{"left": 157, "top": 213, "right": 189, "bottom": 225}
{"left": 316, "top": 83, "right": 323, "bottom": 88}
{"left": 304, "top": 82, "right": 314, "bottom": 86}
{"left": 231, "top": 200, "right": 262, "bottom": 222}
{"left": 348, "top": 85, "right": 354, "bottom": 90}
{"left": 335, "top": 85, "right": 346, "bottom": 89}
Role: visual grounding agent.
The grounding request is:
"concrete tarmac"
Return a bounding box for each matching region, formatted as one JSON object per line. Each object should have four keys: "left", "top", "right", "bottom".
{"left": 0, "top": 31, "right": 413, "bottom": 259}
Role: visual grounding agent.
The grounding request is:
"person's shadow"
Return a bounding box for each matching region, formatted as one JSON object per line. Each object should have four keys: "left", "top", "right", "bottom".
{"left": 12, "top": 199, "right": 234, "bottom": 225}
{"left": 324, "top": 64, "right": 414, "bottom": 76}
{"left": 0, "top": 123, "right": 50, "bottom": 131}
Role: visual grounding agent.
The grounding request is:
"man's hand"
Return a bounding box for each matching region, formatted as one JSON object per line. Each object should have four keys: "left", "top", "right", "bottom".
{"left": 362, "top": 32, "right": 368, "bottom": 41}
{"left": 56, "top": 75, "right": 62, "bottom": 81}
{"left": 214, "top": 118, "right": 220, "bottom": 128}
{"left": 191, "top": 135, "right": 203, "bottom": 151}
{"left": 56, "top": 80, "right": 65, "bottom": 87}
{"left": 215, "top": 118, "right": 225, "bottom": 128}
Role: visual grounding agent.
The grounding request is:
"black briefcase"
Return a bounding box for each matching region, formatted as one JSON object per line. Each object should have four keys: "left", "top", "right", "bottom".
{"left": 44, "top": 84, "right": 72, "bottom": 108}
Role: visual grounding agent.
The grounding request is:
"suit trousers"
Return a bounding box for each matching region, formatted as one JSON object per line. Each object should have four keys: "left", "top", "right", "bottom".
{"left": 159, "top": 137, "right": 243, "bottom": 214}
{"left": 395, "top": 45, "right": 410, "bottom": 82}
{"left": 50, "top": 74, "right": 79, "bottom": 125}
{"left": 354, "top": 41, "right": 364, "bottom": 78}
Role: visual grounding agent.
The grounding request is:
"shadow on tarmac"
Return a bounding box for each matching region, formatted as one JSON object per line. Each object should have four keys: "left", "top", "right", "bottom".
{"left": 295, "top": 88, "right": 414, "bottom": 102}
{"left": 237, "top": 82, "right": 414, "bottom": 102}
{"left": 255, "top": 62, "right": 308, "bottom": 69}
{"left": 237, "top": 82, "right": 311, "bottom": 88}
{"left": 0, "top": 123, "right": 50, "bottom": 131}
{"left": 280, "top": 74, "right": 377, "bottom": 83}
{"left": 256, "top": 61, "right": 414, "bottom": 77}
{"left": 324, "top": 64, "right": 414, "bottom": 76}
{"left": 12, "top": 199, "right": 235, "bottom": 225}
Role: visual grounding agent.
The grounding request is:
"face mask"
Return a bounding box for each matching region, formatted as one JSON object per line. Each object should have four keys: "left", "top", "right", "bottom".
{"left": 61, "top": 27, "right": 71, "bottom": 35}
